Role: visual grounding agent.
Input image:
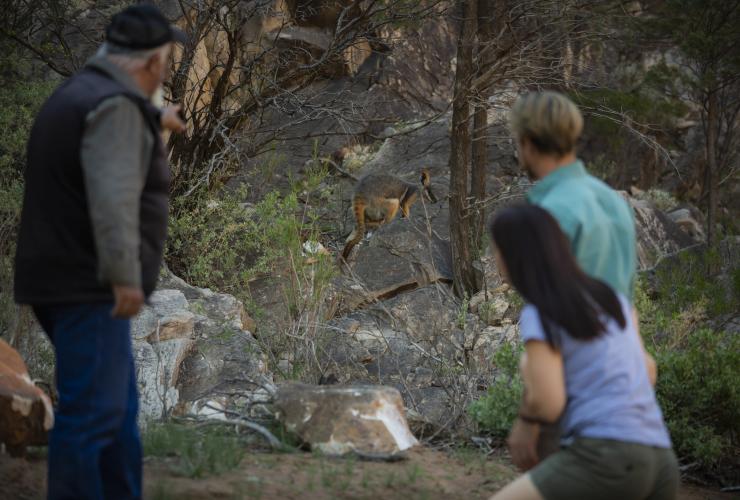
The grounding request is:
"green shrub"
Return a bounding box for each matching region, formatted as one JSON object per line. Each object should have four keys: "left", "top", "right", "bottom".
{"left": 167, "top": 161, "right": 335, "bottom": 311}
{"left": 468, "top": 343, "right": 523, "bottom": 437}
{"left": 570, "top": 83, "right": 687, "bottom": 153}
{"left": 636, "top": 246, "right": 740, "bottom": 481}
{"left": 0, "top": 74, "right": 55, "bottom": 337}
{"left": 166, "top": 185, "right": 262, "bottom": 296}
{"left": 653, "top": 329, "right": 739, "bottom": 476}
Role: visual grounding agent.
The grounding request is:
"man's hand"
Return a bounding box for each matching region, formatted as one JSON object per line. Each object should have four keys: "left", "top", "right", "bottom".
{"left": 112, "top": 285, "right": 145, "bottom": 318}
{"left": 160, "top": 104, "right": 186, "bottom": 133}
{"left": 507, "top": 417, "right": 541, "bottom": 471}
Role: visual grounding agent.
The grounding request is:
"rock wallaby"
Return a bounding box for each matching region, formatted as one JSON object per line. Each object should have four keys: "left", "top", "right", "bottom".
{"left": 341, "top": 169, "right": 437, "bottom": 260}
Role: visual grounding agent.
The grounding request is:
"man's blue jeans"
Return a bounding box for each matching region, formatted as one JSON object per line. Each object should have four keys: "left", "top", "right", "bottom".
{"left": 33, "top": 303, "right": 142, "bottom": 500}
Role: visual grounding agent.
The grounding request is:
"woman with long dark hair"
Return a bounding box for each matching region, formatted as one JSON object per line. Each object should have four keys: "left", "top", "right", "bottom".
{"left": 488, "top": 205, "right": 678, "bottom": 500}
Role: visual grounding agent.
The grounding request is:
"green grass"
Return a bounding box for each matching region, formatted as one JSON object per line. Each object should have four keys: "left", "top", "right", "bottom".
{"left": 142, "top": 422, "right": 247, "bottom": 478}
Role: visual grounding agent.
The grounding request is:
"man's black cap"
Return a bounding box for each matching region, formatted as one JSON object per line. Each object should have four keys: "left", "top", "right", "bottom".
{"left": 106, "top": 4, "right": 187, "bottom": 50}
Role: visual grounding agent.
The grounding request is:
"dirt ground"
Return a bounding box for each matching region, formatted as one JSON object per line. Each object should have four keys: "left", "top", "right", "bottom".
{"left": 0, "top": 447, "right": 736, "bottom": 500}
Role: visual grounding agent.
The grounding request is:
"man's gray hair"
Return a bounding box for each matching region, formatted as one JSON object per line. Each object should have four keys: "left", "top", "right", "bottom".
{"left": 97, "top": 42, "right": 169, "bottom": 72}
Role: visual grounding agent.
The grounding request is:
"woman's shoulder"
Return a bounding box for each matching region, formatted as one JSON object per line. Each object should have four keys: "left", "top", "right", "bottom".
{"left": 519, "top": 303, "right": 548, "bottom": 343}
{"left": 519, "top": 302, "right": 539, "bottom": 323}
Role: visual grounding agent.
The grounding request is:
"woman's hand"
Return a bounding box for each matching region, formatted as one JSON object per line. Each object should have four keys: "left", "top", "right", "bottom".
{"left": 508, "top": 417, "right": 540, "bottom": 471}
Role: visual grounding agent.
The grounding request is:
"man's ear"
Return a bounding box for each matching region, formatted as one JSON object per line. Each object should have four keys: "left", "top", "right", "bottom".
{"left": 518, "top": 135, "right": 532, "bottom": 153}
{"left": 144, "top": 52, "right": 161, "bottom": 72}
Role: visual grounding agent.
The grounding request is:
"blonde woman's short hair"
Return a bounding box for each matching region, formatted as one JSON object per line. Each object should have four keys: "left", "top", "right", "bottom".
{"left": 509, "top": 91, "right": 583, "bottom": 156}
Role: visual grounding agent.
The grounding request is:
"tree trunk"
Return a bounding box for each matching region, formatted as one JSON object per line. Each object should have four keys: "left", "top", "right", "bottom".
{"left": 471, "top": 104, "right": 487, "bottom": 254}
{"left": 449, "top": 0, "right": 479, "bottom": 298}
{"left": 470, "top": 0, "right": 493, "bottom": 258}
{"left": 706, "top": 90, "right": 719, "bottom": 248}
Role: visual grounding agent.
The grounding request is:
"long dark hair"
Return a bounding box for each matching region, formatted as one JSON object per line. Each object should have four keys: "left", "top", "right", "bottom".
{"left": 490, "top": 204, "right": 626, "bottom": 345}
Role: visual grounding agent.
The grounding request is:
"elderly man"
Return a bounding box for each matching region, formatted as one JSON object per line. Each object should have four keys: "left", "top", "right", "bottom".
{"left": 14, "top": 5, "right": 186, "bottom": 499}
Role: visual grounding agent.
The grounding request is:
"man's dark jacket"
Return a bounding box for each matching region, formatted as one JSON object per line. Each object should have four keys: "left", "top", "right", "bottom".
{"left": 14, "top": 66, "right": 169, "bottom": 304}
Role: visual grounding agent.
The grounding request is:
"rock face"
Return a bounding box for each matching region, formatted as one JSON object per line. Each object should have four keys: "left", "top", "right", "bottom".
{"left": 274, "top": 383, "right": 418, "bottom": 458}
{"left": 666, "top": 207, "right": 705, "bottom": 242}
{"left": 338, "top": 211, "right": 453, "bottom": 310}
{"left": 0, "top": 339, "right": 53, "bottom": 456}
{"left": 316, "top": 284, "right": 517, "bottom": 433}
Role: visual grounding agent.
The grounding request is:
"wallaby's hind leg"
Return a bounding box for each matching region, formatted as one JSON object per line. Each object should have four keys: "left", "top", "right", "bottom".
{"left": 383, "top": 199, "right": 401, "bottom": 223}
{"left": 400, "top": 191, "right": 418, "bottom": 218}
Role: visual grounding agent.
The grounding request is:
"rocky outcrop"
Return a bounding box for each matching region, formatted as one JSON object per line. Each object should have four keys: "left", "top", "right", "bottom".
{"left": 12, "top": 270, "right": 268, "bottom": 430}
{"left": 314, "top": 284, "right": 517, "bottom": 432}
{"left": 627, "top": 195, "right": 699, "bottom": 270}
{"left": 0, "top": 339, "right": 53, "bottom": 456}
{"left": 130, "top": 289, "right": 196, "bottom": 425}
{"left": 666, "top": 207, "right": 705, "bottom": 242}
{"left": 133, "top": 271, "right": 268, "bottom": 425}
{"left": 274, "top": 383, "right": 418, "bottom": 458}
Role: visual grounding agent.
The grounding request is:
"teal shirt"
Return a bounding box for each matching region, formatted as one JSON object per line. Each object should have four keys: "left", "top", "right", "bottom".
{"left": 527, "top": 160, "right": 637, "bottom": 302}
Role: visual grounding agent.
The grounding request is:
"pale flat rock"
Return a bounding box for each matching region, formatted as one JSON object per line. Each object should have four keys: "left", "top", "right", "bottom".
{"left": 274, "top": 383, "right": 418, "bottom": 459}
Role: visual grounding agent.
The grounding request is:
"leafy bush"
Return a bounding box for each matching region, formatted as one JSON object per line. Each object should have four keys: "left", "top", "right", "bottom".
{"left": 653, "top": 329, "right": 739, "bottom": 476}
{"left": 166, "top": 185, "right": 263, "bottom": 296}
{"left": 468, "top": 343, "right": 523, "bottom": 437}
{"left": 0, "top": 73, "right": 55, "bottom": 337}
{"left": 636, "top": 246, "right": 740, "bottom": 482}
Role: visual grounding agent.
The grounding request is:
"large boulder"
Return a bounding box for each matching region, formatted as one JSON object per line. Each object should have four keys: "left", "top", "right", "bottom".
{"left": 0, "top": 339, "right": 53, "bottom": 456}
{"left": 274, "top": 383, "right": 418, "bottom": 459}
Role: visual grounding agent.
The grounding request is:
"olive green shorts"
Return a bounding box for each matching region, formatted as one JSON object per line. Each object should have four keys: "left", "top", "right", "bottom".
{"left": 529, "top": 438, "right": 679, "bottom": 500}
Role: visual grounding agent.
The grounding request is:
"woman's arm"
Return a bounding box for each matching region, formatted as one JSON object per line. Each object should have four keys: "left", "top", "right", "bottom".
{"left": 519, "top": 341, "right": 566, "bottom": 423}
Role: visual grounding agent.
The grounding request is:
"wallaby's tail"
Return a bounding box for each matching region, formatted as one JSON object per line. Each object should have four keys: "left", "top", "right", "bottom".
{"left": 341, "top": 196, "right": 366, "bottom": 260}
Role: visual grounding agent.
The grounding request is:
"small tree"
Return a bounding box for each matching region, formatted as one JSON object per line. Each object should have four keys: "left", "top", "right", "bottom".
{"left": 641, "top": 0, "right": 740, "bottom": 246}
{"left": 448, "top": 0, "right": 623, "bottom": 298}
